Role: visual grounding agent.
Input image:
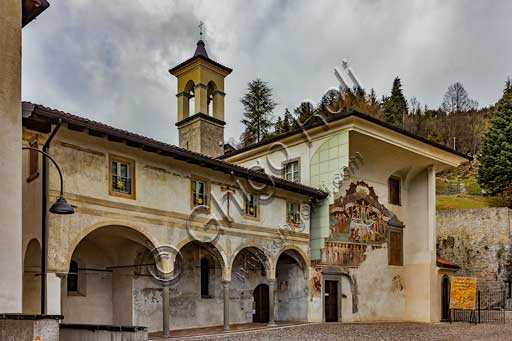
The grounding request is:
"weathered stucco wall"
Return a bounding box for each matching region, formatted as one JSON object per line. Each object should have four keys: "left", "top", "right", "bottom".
{"left": 0, "top": 0, "right": 23, "bottom": 313}
{"left": 437, "top": 207, "right": 512, "bottom": 292}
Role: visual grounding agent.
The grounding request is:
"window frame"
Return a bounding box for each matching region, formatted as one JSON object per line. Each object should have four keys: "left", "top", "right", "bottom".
{"left": 67, "top": 259, "right": 87, "bottom": 296}
{"left": 286, "top": 201, "right": 301, "bottom": 226}
{"left": 388, "top": 176, "right": 401, "bottom": 206}
{"left": 109, "top": 154, "right": 136, "bottom": 200}
{"left": 244, "top": 192, "right": 260, "bottom": 220}
{"left": 388, "top": 228, "right": 403, "bottom": 266}
{"left": 282, "top": 158, "right": 301, "bottom": 183}
{"left": 190, "top": 177, "right": 211, "bottom": 212}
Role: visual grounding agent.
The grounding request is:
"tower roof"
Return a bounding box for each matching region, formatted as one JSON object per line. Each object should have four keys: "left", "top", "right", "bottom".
{"left": 194, "top": 39, "right": 208, "bottom": 58}
{"left": 169, "top": 39, "right": 232, "bottom": 75}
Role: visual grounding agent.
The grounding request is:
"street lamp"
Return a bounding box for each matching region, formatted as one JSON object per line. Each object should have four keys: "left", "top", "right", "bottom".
{"left": 22, "top": 146, "right": 74, "bottom": 215}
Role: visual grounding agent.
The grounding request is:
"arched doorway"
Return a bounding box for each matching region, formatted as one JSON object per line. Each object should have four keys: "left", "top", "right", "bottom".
{"left": 62, "top": 225, "right": 156, "bottom": 328}
{"left": 253, "top": 284, "right": 269, "bottom": 323}
{"left": 275, "top": 249, "right": 308, "bottom": 322}
{"left": 441, "top": 276, "right": 450, "bottom": 321}
{"left": 23, "top": 239, "right": 41, "bottom": 314}
{"left": 170, "top": 241, "right": 226, "bottom": 330}
{"left": 231, "top": 246, "right": 271, "bottom": 324}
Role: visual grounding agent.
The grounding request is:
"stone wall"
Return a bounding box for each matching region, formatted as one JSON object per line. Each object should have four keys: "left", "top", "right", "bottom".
{"left": 437, "top": 208, "right": 512, "bottom": 292}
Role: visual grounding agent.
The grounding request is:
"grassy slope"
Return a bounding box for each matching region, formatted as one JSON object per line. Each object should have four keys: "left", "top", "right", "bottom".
{"left": 436, "top": 194, "right": 508, "bottom": 210}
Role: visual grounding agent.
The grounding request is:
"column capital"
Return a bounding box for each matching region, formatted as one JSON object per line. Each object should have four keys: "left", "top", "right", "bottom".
{"left": 222, "top": 280, "right": 231, "bottom": 287}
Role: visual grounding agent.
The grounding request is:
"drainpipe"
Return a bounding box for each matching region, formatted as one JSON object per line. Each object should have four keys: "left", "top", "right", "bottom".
{"left": 41, "top": 119, "right": 62, "bottom": 314}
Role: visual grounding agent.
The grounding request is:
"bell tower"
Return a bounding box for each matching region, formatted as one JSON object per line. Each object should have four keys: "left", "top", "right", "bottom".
{"left": 169, "top": 34, "right": 232, "bottom": 158}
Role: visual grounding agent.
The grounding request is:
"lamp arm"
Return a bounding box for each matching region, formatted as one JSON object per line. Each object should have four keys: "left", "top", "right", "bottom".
{"left": 22, "top": 147, "right": 65, "bottom": 197}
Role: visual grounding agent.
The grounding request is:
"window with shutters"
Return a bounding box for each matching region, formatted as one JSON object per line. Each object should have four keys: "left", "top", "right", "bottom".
{"left": 388, "top": 176, "right": 401, "bottom": 205}
{"left": 287, "top": 202, "right": 301, "bottom": 225}
{"left": 27, "top": 137, "right": 39, "bottom": 182}
{"left": 191, "top": 178, "right": 210, "bottom": 210}
{"left": 282, "top": 159, "right": 300, "bottom": 183}
{"left": 109, "top": 154, "right": 136, "bottom": 199}
{"left": 244, "top": 193, "right": 259, "bottom": 220}
{"left": 388, "top": 229, "right": 403, "bottom": 266}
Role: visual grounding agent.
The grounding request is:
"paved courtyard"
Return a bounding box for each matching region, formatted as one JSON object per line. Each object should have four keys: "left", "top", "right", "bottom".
{"left": 165, "top": 322, "right": 512, "bottom": 341}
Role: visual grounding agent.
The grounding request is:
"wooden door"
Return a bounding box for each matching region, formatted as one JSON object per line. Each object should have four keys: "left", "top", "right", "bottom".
{"left": 253, "top": 284, "right": 269, "bottom": 323}
{"left": 325, "top": 280, "right": 338, "bottom": 322}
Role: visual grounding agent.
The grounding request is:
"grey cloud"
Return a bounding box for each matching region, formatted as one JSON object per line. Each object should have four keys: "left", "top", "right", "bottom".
{"left": 22, "top": 0, "right": 512, "bottom": 145}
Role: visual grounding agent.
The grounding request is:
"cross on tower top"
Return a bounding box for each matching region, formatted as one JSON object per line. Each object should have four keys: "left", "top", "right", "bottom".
{"left": 198, "top": 21, "right": 204, "bottom": 40}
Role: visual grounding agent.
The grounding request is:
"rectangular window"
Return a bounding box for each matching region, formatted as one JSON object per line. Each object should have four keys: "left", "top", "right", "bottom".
{"left": 244, "top": 193, "right": 259, "bottom": 219}
{"left": 191, "top": 178, "right": 209, "bottom": 207}
{"left": 109, "top": 155, "right": 136, "bottom": 199}
{"left": 27, "top": 137, "right": 39, "bottom": 182}
{"left": 282, "top": 160, "right": 300, "bottom": 183}
{"left": 389, "top": 229, "right": 403, "bottom": 266}
{"left": 287, "top": 202, "right": 301, "bottom": 225}
{"left": 389, "top": 177, "right": 401, "bottom": 205}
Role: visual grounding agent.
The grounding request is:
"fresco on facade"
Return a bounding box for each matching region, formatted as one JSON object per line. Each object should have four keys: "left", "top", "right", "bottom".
{"left": 319, "top": 181, "right": 392, "bottom": 267}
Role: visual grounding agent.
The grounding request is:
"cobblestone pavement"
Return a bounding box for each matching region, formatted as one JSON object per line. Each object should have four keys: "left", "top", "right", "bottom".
{"left": 174, "top": 322, "right": 512, "bottom": 341}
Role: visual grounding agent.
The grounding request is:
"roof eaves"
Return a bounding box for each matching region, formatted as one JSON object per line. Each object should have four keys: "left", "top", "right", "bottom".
{"left": 221, "top": 110, "right": 472, "bottom": 161}
{"left": 23, "top": 102, "right": 326, "bottom": 200}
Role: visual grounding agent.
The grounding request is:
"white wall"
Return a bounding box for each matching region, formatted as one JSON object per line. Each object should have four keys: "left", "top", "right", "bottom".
{"left": 0, "top": 0, "right": 23, "bottom": 313}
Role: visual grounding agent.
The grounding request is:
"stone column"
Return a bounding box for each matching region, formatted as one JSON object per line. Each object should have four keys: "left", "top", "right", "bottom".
{"left": 162, "top": 286, "right": 170, "bottom": 337}
{"left": 194, "top": 84, "right": 208, "bottom": 114}
{"left": 268, "top": 279, "right": 276, "bottom": 326}
{"left": 0, "top": 0, "right": 23, "bottom": 313}
{"left": 177, "top": 92, "right": 191, "bottom": 121}
{"left": 212, "top": 90, "right": 225, "bottom": 121}
{"left": 46, "top": 273, "right": 63, "bottom": 315}
{"left": 222, "top": 280, "right": 230, "bottom": 331}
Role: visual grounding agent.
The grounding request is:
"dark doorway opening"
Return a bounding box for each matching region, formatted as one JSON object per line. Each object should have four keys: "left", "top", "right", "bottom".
{"left": 441, "top": 276, "right": 450, "bottom": 321}
{"left": 253, "top": 283, "right": 269, "bottom": 323}
{"left": 325, "top": 280, "right": 338, "bottom": 322}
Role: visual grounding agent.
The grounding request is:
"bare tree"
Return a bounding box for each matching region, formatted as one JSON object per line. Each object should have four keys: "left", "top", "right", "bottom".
{"left": 441, "top": 82, "right": 478, "bottom": 113}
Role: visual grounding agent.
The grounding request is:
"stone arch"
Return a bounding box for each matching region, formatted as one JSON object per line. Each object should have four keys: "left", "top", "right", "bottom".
{"left": 23, "top": 238, "right": 41, "bottom": 314}
{"left": 64, "top": 220, "right": 160, "bottom": 273}
{"left": 62, "top": 223, "right": 161, "bottom": 327}
{"left": 230, "top": 244, "right": 273, "bottom": 282}
{"left": 272, "top": 245, "right": 310, "bottom": 279}
{"left": 274, "top": 247, "right": 310, "bottom": 322}
{"left": 206, "top": 81, "right": 217, "bottom": 116}
{"left": 176, "top": 239, "right": 228, "bottom": 281}
{"left": 183, "top": 79, "right": 196, "bottom": 118}
{"left": 230, "top": 244, "right": 272, "bottom": 270}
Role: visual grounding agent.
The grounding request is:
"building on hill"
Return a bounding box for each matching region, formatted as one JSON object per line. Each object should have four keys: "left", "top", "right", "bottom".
{"left": 18, "top": 36, "right": 469, "bottom": 336}
{"left": 223, "top": 104, "right": 469, "bottom": 322}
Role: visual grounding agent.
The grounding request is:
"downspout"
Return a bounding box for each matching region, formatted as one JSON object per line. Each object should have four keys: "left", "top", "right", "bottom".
{"left": 41, "top": 118, "right": 62, "bottom": 314}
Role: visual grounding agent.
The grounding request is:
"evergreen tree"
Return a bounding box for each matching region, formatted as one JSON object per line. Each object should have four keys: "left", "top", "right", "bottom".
{"left": 281, "top": 108, "right": 293, "bottom": 132}
{"left": 478, "top": 79, "right": 512, "bottom": 204}
{"left": 239, "top": 79, "right": 277, "bottom": 146}
{"left": 427, "top": 130, "right": 444, "bottom": 144}
{"left": 275, "top": 116, "right": 283, "bottom": 134}
{"left": 294, "top": 102, "right": 315, "bottom": 125}
{"left": 383, "top": 77, "right": 408, "bottom": 127}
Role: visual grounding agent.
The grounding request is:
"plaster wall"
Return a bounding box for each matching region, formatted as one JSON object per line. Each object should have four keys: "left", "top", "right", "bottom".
{"left": 275, "top": 261, "right": 308, "bottom": 321}
{"left": 21, "top": 125, "right": 313, "bottom": 330}
{"left": 0, "top": 0, "right": 23, "bottom": 313}
{"left": 61, "top": 239, "right": 114, "bottom": 325}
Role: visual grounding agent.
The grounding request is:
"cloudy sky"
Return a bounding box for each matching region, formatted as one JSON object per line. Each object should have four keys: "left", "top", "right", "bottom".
{"left": 22, "top": 0, "right": 512, "bottom": 145}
